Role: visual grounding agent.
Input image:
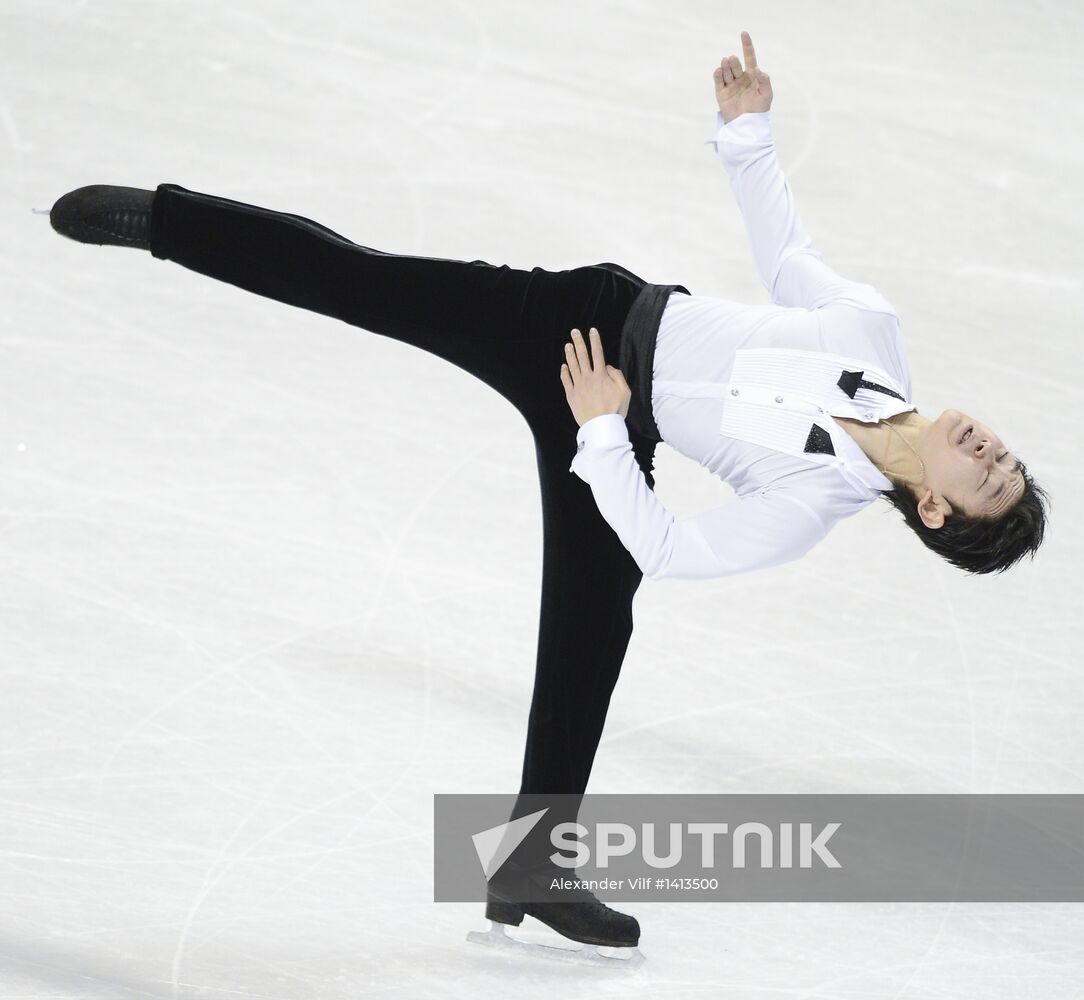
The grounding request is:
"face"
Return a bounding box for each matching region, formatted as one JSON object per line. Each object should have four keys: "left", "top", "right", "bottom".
{"left": 918, "top": 409, "right": 1026, "bottom": 523}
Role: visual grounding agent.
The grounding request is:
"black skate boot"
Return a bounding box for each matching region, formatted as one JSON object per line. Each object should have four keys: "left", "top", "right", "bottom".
{"left": 49, "top": 185, "right": 155, "bottom": 250}
{"left": 467, "top": 859, "right": 644, "bottom": 967}
{"left": 486, "top": 882, "right": 640, "bottom": 947}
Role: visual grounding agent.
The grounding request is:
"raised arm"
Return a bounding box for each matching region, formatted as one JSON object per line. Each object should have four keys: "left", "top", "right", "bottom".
{"left": 706, "top": 32, "right": 898, "bottom": 318}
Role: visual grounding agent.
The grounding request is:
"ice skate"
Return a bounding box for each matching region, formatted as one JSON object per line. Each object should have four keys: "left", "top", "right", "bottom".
{"left": 467, "top": 863, "right": 645, "bottom": 968}
{"left": 49, "top": 184, "right": 155, "bottom": 250}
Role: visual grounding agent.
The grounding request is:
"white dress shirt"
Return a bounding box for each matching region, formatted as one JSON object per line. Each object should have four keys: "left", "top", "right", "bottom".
{"left": 569, "top": 110, "right": 916, "bottom": 581}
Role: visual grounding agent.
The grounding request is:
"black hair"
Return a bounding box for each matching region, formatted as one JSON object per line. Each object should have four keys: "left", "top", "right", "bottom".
{"left": 878, "top": 456, "right": 1051, "bottom": 575}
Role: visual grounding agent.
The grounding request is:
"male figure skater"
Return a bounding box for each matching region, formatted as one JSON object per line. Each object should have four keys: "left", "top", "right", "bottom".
{"left": 48, "top": 31, "right": 1049, "bottom": 964}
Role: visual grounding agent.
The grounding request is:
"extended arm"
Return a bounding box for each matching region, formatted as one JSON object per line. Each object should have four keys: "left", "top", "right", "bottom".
{"left": 707, "top": 33, "right": 898, "bottom": 317}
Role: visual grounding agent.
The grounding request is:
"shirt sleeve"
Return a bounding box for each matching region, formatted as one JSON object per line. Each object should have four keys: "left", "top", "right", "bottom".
{"left": 704, "top": 110, "right": 899, "bottom": 320}
{"left": 569, "top": 413, "right": 829, "bottom": 581}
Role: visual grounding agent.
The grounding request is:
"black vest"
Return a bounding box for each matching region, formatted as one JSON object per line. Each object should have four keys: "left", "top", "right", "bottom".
{"left": 616, "top": 282, "right": 691, "bottom": 443}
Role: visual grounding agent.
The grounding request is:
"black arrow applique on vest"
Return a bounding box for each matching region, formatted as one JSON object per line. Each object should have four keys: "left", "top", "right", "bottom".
{"left": 803, "top": 424, "right": 835, "bottom": 455}
{"left": 837, "top": 369, "right": 905, "bottom": 402}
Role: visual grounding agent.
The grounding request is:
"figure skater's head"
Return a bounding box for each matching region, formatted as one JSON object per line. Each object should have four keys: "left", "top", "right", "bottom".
{"left": 878, "top": 408, "right": 1050, "bottom": 574}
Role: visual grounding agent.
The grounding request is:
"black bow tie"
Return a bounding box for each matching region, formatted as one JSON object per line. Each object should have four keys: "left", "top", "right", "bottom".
{"left": 803, "top": 370, "right": 906, "bottom": 456}
{"left": 836, "top": 369, "right": 905, "bottom": 402}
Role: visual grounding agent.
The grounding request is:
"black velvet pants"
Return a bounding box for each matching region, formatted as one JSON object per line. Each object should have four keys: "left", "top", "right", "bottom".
{"left": 149, "top": 182, "right": 660, "bottom": 812}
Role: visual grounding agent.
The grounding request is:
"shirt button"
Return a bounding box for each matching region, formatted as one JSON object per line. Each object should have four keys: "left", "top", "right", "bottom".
{"left": 577, "top": 440, "right": 585, "bottom": 452}
{"left": 864, "top": 411, "right": 874, "bottom": 420}
{"left": 775, "top": 395, "right": 784, "bottom": 403}
{"left": 730, "top": 388, "right": 740, "bottom": 396}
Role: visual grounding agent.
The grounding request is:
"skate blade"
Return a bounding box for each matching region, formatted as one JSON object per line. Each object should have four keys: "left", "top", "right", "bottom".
{"left": 467, "top": 920, "right": 645, "bottom": 969}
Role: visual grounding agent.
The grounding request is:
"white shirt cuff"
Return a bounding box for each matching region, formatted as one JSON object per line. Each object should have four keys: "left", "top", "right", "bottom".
{"left": 568, "top": 413, "right": 630, "bottom": 474}
{"left": 703, "top": 109, "right": 773, "bottom": 147}
{"left": 577, "top": 412, "right": 629, "bottom": 448}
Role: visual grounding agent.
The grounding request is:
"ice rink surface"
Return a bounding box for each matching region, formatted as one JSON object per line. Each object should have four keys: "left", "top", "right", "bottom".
{"left": 2, "top": 0, "right": 1083, "bottom": 996}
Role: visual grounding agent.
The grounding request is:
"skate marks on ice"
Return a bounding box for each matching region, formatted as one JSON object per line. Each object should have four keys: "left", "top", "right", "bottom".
{"left": 467, "top": 920, "right": 646, "bottom": 970}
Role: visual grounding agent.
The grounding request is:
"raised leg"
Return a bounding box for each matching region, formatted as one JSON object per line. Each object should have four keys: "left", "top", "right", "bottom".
{"left": 149, "top": 183, "right": 644, "bottom": 423}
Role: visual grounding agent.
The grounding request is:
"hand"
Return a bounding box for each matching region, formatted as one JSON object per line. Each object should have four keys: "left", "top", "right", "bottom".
{"left": 559, "top": 327, "right": 631, "bottom": 427}
{"left": 713, "top": 30, "right": 772, "bottom": 123}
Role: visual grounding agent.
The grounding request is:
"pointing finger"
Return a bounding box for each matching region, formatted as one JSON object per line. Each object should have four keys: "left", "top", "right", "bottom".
{"left": 742, "top": 30, "right": 757, "bottom": 71}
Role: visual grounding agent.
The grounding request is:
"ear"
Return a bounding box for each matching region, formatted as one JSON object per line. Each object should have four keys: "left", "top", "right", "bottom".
{"left": 916, "top": 488, "right": 949, "bottom": 530}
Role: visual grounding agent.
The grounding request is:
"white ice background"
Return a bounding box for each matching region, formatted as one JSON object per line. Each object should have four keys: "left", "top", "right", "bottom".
{"left": 2, "top": 1, "right": 1082, "bottom": 997}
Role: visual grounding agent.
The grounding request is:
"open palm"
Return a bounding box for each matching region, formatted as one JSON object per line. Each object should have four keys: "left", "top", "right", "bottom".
{"left": 714, "top": 30, "right": 773, "bottom": 123}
